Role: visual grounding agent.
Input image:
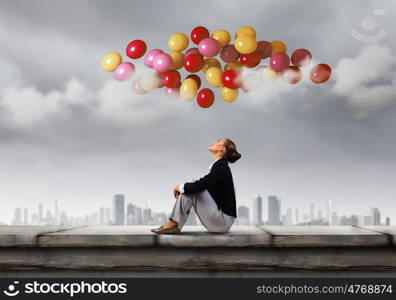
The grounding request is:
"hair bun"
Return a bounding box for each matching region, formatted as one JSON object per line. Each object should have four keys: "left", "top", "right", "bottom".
{"left": 227, "top": 150, "right": 241, "bottom": 163}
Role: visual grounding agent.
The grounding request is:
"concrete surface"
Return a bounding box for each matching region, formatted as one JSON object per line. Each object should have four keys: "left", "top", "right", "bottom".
{"left": 0, "top": 225, "right": 395, "bottom": 276}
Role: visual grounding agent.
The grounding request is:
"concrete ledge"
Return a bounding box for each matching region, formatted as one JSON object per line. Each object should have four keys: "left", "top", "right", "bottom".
{"left": 1, "top": 225, "right": 393, "bottom": 248}
{"left": 0, "top": 226, "right": 84, "bottom": 247}
{"left": 0, "top": 225, "right": 395, "bottom": 276}
{"left": 356, "top": 226, "right": 396, "bottom": 245}
{"left": 259, "top": 226, "right": 390, "bottom": 247}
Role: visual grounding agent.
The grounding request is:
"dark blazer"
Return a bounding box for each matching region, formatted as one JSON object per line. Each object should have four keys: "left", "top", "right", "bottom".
{"left": 183, "top": 158, "right": 237, "bottom": 218}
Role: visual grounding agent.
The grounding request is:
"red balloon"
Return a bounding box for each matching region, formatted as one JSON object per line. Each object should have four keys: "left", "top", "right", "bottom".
{"left": 291, "top": 49, "right": 312, "bottom": 67}
{"left": 186, "top": 74, "right": 201, "bottom": 89}
{"left": 256, "top": 41, "right": 272, "bottom": 59}
{"left": 126, "top": 40, "right": 147, "bottom": 59}
{"left": 221, "top": 70, "right": 241, "bottom": 89}
{"left": 184, "top": 53, "right": 204, "bottom": 73}
{"left": 197, "top": 88, "right": 215, "bottom": 108}
{"left": 185, "top": 47, "right": 200, "bottom": 57}
{"left": 240, "top": 51, "right": 261, "bottom": 68}
{"left": 310, "top": 63, "right": 332, "bottom": 83}
{"left": 220, "top": 44, "right": 240, "bottom": 63}
{"left": 269, "top": 52, "right": 290, "bottom": 72}
{"left": 191, "top": 26, "right": 210, "bottom": 45}
{"left": 281, "top": 66, "right": 302, "bottom": 84}
{"left": 162, "top": 70, "right": 181, "bottom": 88}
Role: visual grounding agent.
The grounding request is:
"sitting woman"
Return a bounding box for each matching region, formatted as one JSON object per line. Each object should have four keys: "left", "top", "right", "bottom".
{"left": 151, "top": 138, "right": 241, "bottom": 234}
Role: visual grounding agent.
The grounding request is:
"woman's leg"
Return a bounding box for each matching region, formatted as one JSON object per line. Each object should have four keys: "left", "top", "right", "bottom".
{"left": 168, "top": 193, "right": 196, "bottom": 230}
{"left": 168, "top": 190, "right": 235, "bottom": 233}
{"left": 193, "top": 190, "right": 235, "bottom": 233}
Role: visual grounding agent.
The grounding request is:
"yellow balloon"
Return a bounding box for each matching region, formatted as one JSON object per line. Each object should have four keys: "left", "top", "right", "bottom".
{"left": 168, "top": 33, "right": 189, "bottom": 52}
{"left": 205, "top": 67, "right": 223, "bottom": 87}
{"left": 234, "top": 35, "right": 257, "bottom": 54}
{"left": 224, "top": 61, "right": 243, "bottom": 71}
{"left": 180, "top": 78, "right": 198, "bottom": 101}
{"left": 221, "top": 87, "right": 239, "bottom": 103}
{"left": 101, "top": 52, "right": 122, "bottom": 72}
{"left": 211, "top": 29, "right": 231, "bottom": 47}
{"left": 170, "top": 52, "right": 184, "bottom": 69}
{"left": 236, "top": 26, "right": 256, "bottom": 38}
{"left": 271, "top": 40, "right": 287, "bottom": 55}
{"left": 261, "top": 66, "right": 280, "bottom": 84}
{"left": 202, "top": 58, "right": 221, "bottom": 73}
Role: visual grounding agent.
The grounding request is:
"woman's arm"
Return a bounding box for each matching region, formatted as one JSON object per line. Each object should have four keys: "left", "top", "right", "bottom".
{"left": 182, "top": 164, "right": 225, "bottom": 194}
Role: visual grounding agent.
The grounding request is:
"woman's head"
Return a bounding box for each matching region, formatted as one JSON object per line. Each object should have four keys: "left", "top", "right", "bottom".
{"left": 208, "top": 138, "right": 242, "bottom": 163}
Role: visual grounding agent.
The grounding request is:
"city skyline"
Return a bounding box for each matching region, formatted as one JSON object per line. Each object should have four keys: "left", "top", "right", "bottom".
{"left": 6, "top": 192, "right": 392, "bottom": 227}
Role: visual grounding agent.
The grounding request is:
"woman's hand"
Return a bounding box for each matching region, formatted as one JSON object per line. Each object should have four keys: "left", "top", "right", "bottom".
{"left": 173, "top": 185, "right": 180, "bottom": 199}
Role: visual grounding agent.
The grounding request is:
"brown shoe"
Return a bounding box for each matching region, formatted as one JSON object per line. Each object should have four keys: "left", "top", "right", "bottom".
{"left": 151, "top": 224, "right": 181, "bottom": 234}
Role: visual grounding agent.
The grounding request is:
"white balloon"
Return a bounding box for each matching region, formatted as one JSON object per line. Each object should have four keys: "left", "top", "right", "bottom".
{"left": 140, "top": 72, "right": 160, "bottom": 92}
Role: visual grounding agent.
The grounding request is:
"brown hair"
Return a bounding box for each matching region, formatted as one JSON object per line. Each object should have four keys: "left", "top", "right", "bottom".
{"left": 222, "top": 138, "right": 241, "bottom": 163}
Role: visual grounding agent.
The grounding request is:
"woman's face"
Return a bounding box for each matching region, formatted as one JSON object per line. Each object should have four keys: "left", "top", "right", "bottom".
{"left": 209, "top": 138, "right": 226, "bottom": 154}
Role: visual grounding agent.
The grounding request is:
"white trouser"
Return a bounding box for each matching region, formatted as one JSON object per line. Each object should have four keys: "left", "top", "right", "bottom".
{"left": 169, "top": 190, "right": 235, "bottom": 233}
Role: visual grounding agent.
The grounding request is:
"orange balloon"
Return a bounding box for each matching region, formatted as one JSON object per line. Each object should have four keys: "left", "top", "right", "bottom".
{"left": 271, "top": 40, "right": 287, "bottom": 55}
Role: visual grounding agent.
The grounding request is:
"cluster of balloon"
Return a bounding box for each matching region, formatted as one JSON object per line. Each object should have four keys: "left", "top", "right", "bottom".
{"left": 101, "top": 26, "right": 332, "bottom": 109}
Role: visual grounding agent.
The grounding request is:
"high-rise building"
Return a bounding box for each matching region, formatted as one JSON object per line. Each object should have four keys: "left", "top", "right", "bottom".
{"left": 38, "top": 202, "right": 44, "bottom": 224}
{"left": 281, "top": 214, "right": 287, "bottom": 225}
{"left": 386, "top": 217, "right": 390, "bottom": 226}
{"left": 303, "top": 213, "right": 310, "bottom": 223}
{"left": 60, "top": 211, "right": 67, "bottom": 225}
{"left": 285, "top": 208, "right": 293, "bottom": 225}
{"left": 252, "top": 195, "right": 263, "bottom": 226}
{"left": 364, "top": 214, "right": 373, "bottom": 226}
{"left": 237, "top": 205, "right": 249, "bottom": 225}
{"left": 153, "top": 212, "right": 167, "bottom": 225}
{"left": 105, "top": 208, "right": 111, "bottom": 225}
{"left": 268, "top": 195, "right": 281, "bottom": 225}
{"left": 332, "top": 212, "right": 340, "bottom": 225}
{"left": 142, "top": 207, "right": 152, "bottom": 225}
{"left": 309, "top": 203, "right": 315, "bottom": 222}
{"left": 371, "top": 207, "right": 381, "bottom": 225}
{"left": 135, "top": 206, "right": 142, "bottom": 225}
{"left": 295, "top": 208, "right": 300, "bottom": 225}
{"left": 99, "top": 207, "right": 105, "bottom": 225}
{"left": 126, "top": 203, "right": 142, "bottom": 225}
{"left": 351, "top": 215, "right": 359, "bottom": 226}
{"left": 317, "top": 209, "right": 323, "bottom": 221}
{"left": 326, "top": 200, "right": 332, "bottom": 225}
{"left": 340, "top": 215, "right": 352, "bottom": 226}
{"left": 126, "top": 203, "right": 135, "bottom": 216}
{"left": 46, "top": 209, "right": 53, "bottom": 225}
{"left": 13, "top": 208, "right": 22, "bottom": 225}
{"left": 23, "top": 208, "right": 29, "bottom": 225}
{"left": 31, "top": 213, "right": 38, "bottom": 225}
{"left": 54, "top": 199, "right": 60, "bottom": 225}
{"left": 112, "top": 194, "right": 125, "bottom": 225}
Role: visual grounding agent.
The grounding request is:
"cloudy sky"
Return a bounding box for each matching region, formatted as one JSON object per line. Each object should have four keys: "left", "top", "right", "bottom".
{"left": 0, "top": 0, "right": 395, "bottom": 224}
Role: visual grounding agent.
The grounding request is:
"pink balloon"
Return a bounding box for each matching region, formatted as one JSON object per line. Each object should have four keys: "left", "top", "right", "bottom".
{"left": 131, "top": 77, "right": 148, "bottom": 95}
{"left": 144, "top": 49, "right": 163, "bottom": 68}
{"left": 269, "top": 52, "right": 290, "bottom": 72}
{"left": 185, "top": 47, "right": 200, "bottom": 57}
{"left": 164, "top": 86, "right": 180, "bottom": 99}
{"left": 114, "top": 62, "right": 135, "bottom": 81}
{"left": 198, "top": 38, "right": 221, "bottom": 57}
{"left": 153, "top": 53, "right": 172, "bottom": 72}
